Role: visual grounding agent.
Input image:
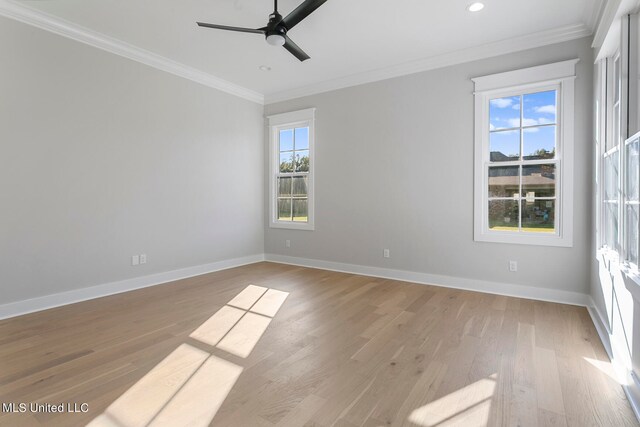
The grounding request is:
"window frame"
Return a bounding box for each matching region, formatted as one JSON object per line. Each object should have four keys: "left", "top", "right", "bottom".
{"left": 602, "top": 52, "right": 623, "bottom": 256}
{"left": 597, "top": 34, "right": 640, "bottom": 273}
{"left": 267, "top": 108, "right": 315, "bottom": 231}
{"left": 624, "top": 132, "right": 640, "bottom": 269}
{"left": 598, "top": 45, "right": 631, "bottom": 262}
{"left": 472, "top": 60, "right": 577, "bottom": 247}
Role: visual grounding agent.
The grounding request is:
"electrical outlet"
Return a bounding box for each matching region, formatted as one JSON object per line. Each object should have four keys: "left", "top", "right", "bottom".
{"left": 140, "top": 254, "right": 147, "bottom": 264}
{"left": 132, "top": 255, "right": 140, "bottom": 266}
{"left": 285, "top": 240, "right": 291, "bottom": 248}
{"left": 383, "top": 249, "right": 390, "bottom": 258}
{"left": 509, "top": 261, "right": 518, "bottom": 272}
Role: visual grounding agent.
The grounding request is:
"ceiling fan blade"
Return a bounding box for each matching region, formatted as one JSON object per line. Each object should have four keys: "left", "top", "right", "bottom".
{"left": 281, "top": 0, "right": 328, "bottom": 30}
{"left": 283, "top": 36, "right": 310, "bottom": 61}
{"left": 197, "top": 22, "right": 265, "bottom": 34}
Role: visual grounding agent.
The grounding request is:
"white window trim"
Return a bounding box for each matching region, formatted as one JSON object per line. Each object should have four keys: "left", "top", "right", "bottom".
{"left": 600, "top": 51, "right": 624, "bottom": 261}
{"left": 472, "top": 59, "right": 578, "bottom": 247}
{"left": 267, "top": 108, "right": 315, "bottom": 231}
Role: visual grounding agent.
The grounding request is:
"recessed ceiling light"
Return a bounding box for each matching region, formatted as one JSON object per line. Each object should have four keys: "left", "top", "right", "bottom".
{"left": 258, "top": 65, "right": 272, "bottom": 71}
{"left": 467, "top": 2, "right": 485, "bottom": 12}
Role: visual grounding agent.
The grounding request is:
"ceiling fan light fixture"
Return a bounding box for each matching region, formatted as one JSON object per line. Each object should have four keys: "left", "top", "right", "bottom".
{"left": 266, "top": 34, "right": 286, "bottom": 46}
{"left": 467, "top": 2, "right": 485, "bottom": 12}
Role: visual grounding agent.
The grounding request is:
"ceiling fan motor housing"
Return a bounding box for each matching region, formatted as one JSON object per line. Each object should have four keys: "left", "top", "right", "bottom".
{"left": 266, "top": 13, "right": 287, "bottom": 45}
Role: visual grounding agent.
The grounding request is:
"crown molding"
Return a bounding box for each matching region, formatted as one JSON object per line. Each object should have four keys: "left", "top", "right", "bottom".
{"left": 264, "top": 23, "right": 593, "bottom": 104}
{"left": 585, "top": 0, "right": 607, "bottom": 33}
{"left": 0, "top": 0, "right": 264, "bottom": 104}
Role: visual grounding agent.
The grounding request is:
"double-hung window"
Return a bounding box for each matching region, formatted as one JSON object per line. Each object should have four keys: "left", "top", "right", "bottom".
{"left": 268, "top": 108, "right": 315, "bottom": 230}
{"left": 597, "top": 37, "right": 640, "bottom": 270}
{"left": 473, "top": 60, "right": 577, "bottom": 246}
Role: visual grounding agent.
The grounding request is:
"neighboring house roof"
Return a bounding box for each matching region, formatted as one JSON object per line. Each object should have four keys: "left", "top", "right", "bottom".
{"left": 489, "top": 175, "right": 555, "bottom": 187}
{"left": 489, "top": 151, "right": 555, "bottom": 162}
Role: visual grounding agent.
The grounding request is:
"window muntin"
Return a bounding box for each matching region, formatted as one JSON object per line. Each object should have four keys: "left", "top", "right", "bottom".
{"left": 487, "top": 88, "right": 559, "bottom": 234}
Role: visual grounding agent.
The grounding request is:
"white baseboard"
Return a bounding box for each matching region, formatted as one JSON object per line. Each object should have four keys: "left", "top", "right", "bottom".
{"left": 587, "top": 298, "right": 640, "bottom": 423}
{"left": 264, "top": 254, "right": 590, "bottom": 306}
{"left": 0, "top": 252, "right": 590, "bottom": 320}
{"left": 0, "top": 254, "right": 265, "bottom": 320}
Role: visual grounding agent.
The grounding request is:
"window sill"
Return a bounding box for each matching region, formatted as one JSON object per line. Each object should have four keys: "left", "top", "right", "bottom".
{"left": 620, "top": 263, "right": 640, "bottom": 302}
{"left": 475, "top": 231, "right": 572, "bottom": 247}
{"left": 269, "top": 221, "right": 315, "bottom": 231}
{"left": 597, "top": 248, "right": 620, "bottom": 265}
{"left": 597, "top": 248, "right": 640, "bottom": 301}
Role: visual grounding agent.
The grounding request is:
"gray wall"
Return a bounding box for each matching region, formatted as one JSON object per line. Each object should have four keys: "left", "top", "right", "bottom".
{"left": 0, "top": 17, "right": 264, "bottom": 304}
{"left": 265, "top": 37, "right": 594, "bottom": 295}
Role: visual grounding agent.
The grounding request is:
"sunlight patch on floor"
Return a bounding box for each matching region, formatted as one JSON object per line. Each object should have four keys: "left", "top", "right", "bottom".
{"left": 227, "top": 284, "right": 268, "bottom": 310}
{"left": 250, "top": 289, "right": 290, "bottom": 317}
{"left": 583, "top": 356, "right": 621, "bottom": 384}
{"left": 408, "top": 374, "right": 496, "bottom": 427}
{"left": 87, "top": 343, "right": 209, "bottom": 427}
{"left": 189, "top": 305, "right": 245, "bottom": 346}
{"left": 216, "top": 311, "right": 272, "bottom": 358}
{"left": 150, "top": 355, "right": 243, "bottom": 426}
{"left": 88, "top": 285, "right": 289, "bottom": 427}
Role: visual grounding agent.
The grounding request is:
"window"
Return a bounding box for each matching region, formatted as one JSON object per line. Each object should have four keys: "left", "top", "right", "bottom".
{"left": 473, "top": 60, "right": 577, "bottom": 246}
{"left": 596, "top": 17, "right": 640, "bottom": 277}
{"left": 268, "top": 108, "right": 315, "bottom": 230}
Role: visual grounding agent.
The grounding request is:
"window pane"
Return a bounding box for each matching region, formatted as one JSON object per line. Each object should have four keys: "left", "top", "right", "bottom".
{"left": 488, "top": 166, "right": 519, "bottom": 198}
{"left": 489, "top": 200, "right": 519, "bottom": 231}
{"left": 615, "top": 56, "right": 621, "bottom": 103}
{"left": 278, "top": 177, "right": 292, "bottom": 197}
{"left": 295, "top": 127, "right": 309, "bottom": 150}
{"left": 279, "top": 129, "right": 293, "bottom": 152}
{"left": 604, "top": 151, "right": 619, "bottom": 201}
{"left": 292, "top": 176, "right": 308, "bottom": 197}
{"left": 521, "top": 199, "right": 555, "bottom": 233}
{"left": 627, "top": 204, "right": 639, "bottom": 265}
{"left": 490, "top": 96, "right": 520, "bottom": 130}
{"left": 523, "top": 126, "right": 555, "bottom": 160}
{"left": 278, "top": 198, "right": 292, "bottom": 221}
{"left": 627, "top": 140, "right": 639, "bottom": 202}
{"left": 295, "top": 150, "right": 309, "bottom": 172}
{"left": 605, "top": 202, "right": 619, "bottom": 250}
{"left": 280, "top": 152, "right": 294, "bottom": 173}
{"left": 522, "top": 164, "right": 555, "bottom": 198}
{"left": 613, "top": 105, "right": 621, "bottom": 149}
{"left": 293, "top": 199, "right": 308, "bottom": 222}
{"left": 490, "top": 130, "right": 520, "bottom": 161}
{"left": 523, "top": 90, "right": 557, "bottom": 125}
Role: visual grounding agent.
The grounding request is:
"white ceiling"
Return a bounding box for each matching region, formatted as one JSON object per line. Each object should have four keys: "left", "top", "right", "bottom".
{"left": 16, "top": 0, "right": 602, "bottom": 102}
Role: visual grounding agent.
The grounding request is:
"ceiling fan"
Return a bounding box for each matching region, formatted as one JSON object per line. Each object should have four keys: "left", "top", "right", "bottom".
{"left": 197, "top": 0, "right": 327, "bottom": 62}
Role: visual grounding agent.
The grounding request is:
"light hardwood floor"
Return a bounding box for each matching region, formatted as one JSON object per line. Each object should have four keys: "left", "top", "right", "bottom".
{"left": 0, "top": 262, "right": 637, "bottom": 426}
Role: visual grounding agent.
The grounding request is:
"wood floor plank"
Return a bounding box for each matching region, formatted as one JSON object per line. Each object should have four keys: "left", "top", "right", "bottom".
{"left": 534, "top": 346, "right": 566, "bottom": 415}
